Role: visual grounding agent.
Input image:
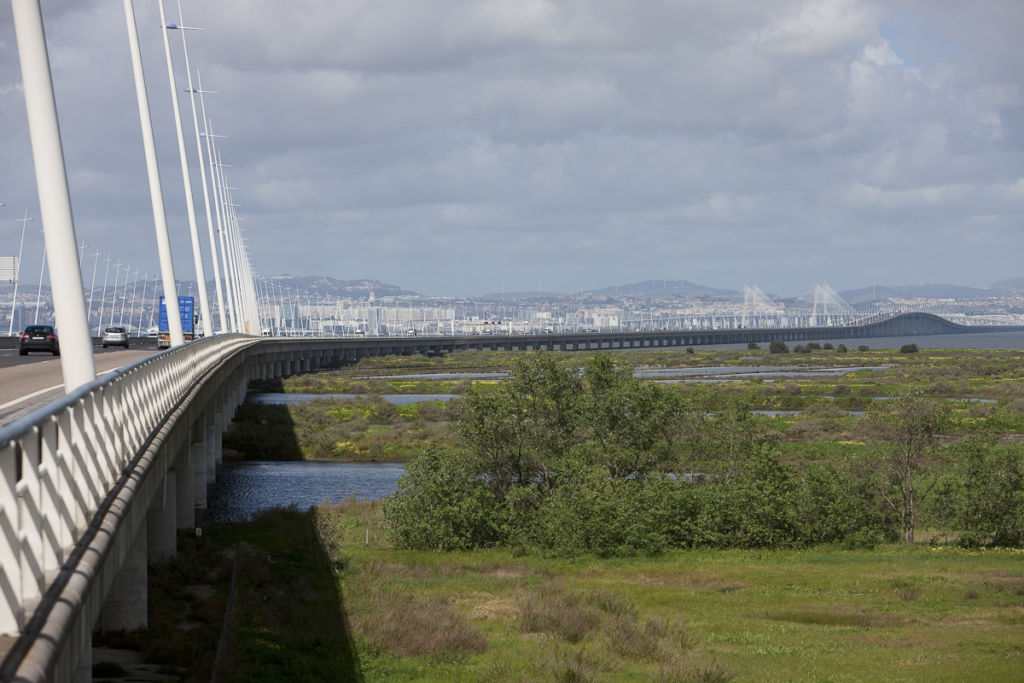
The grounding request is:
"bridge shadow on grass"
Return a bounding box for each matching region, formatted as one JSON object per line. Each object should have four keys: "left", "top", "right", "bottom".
{"left": 222, "top": 378, "right": 306, "bottom": 461}
{"left": 214, "top": 379, "right": 363, "bottom": 679}
{"left": 210, "top": 506, "right": 362, "bottom": 682}
{"left": 93, "top": 508, "right": 362, "bottom": 681}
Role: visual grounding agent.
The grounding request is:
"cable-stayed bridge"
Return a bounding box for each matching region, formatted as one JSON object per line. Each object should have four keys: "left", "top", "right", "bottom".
{"left": 3, "top": 5, "right": 1024, "bottom": 681}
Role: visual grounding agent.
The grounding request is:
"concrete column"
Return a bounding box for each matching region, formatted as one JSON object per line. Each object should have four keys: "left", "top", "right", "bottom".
{"left": 205, "top": 412, "right": 217, "bottom": 483}
{"left": 213, "top": 409, "right": 224, "bottom": 466}
{"left": 146, "top": 471, "right": 176, "bottom": 562}
{"left": 97, "top": 525, "right": 147, "bottom": 631}
{"left": 192, "top": 440, "right": 207, "bottom": 509}
{"left": 175, "top": 445, "right": 195, "bottom": 529}
{"left": 72, "top": 633, "right": 91, "bottom": 683}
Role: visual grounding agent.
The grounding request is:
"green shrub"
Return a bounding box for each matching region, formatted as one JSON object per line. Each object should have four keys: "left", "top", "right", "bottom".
{"left": 931, "top": 440, "right": 1024, "bottom": 547}
{"left": 769, "top": 339, "right": 789, "bottom": 354}
{"left": 900, "top": 344, "right": 920, "bottom": 354}
{"left": 383, "top": 447, "right": 502, "bottom": 550}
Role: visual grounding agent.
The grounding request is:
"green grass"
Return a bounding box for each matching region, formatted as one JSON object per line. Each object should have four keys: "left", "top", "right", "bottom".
{"left": 319, "top": 502, "right": 1024, "bottom": 681}
{"left": 127, "top": 505, "right": 1024, "bottom": 681}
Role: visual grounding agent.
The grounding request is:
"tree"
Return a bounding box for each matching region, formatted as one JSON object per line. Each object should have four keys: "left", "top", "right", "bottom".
{"left": 900, "top": 343, "right": 919, "bottom": 354}
{"left": 769, "top": 339, "right": 789, "bottom": 354}
{"left": 581, "top": 355, "right": 678, "bottom": 479}
{"left": 931, "top": 439, "right": 1024, "bottom": 547}
{"left": 457, "top": 352, "right": 585, "bottom": 495}
{"left": 864, "top": 389, "right": 950, "bottom": 543}
{"left": 747, "top": 342, "right": 760, "bottom": 350}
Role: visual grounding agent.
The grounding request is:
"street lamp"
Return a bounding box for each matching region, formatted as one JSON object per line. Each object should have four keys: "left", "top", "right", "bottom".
{"left": 33, "top": 223, "right": 47, "bottom": 324}
{"left": 7, "top": 211, "right": 32, "bottom": 336}
{"left": 121, "top": 0, "right": 184, "bottom": 346}
{"left": 159, "top": 0, "right": 212, "bottom": 340}
{"left": 173, "top": 0, "right": 226, "bottom": 335}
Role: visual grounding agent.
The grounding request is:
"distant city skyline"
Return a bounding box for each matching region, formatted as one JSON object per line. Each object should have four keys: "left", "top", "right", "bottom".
{"left": 2, "top": 1, "right": 1022, "bottom": 298}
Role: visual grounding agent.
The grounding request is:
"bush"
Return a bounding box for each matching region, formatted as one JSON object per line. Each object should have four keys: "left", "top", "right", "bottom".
{"left": 383, "top": 448, "right": 502, "bottom": 550}
{"left": 837, "top": 344, "right": 848, "bottom": 353}
{"left": 769, "top": 339, "right": 789, "bottom": 354}
{"left": 525, "top": 466, "right": 683, "bottom": 556}
{"left": 686, "top": 347, "right": 695, "bottom": 354}
{"left": 857, "top": 345, "right": 870, "bottom": 352}
{"left": 792, "top": 345, "right": 808, "bottom": 353}
{"left": 823, "top": 343, "right": 834, "bottom": 350}
{"left": 806, "top": 342, "right": 822, "bottom": 351}
{"left": 747, "top": 342, "right": 760, "bottom": 351}
{"left": 900, "top": 343, "right": 919, "bottom": 354}
{"left": 931, "top": 440, "right": 1024, "bottom": 547}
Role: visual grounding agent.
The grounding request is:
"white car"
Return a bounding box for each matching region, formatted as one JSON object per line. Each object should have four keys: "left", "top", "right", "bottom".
{"left": 101, "top": 326, "right": 129, "bottom": 348}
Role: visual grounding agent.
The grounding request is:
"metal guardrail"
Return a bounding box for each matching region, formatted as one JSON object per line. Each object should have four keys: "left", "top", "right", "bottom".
{"left": 0, "top": 334, "right": 257, "bottom": 635}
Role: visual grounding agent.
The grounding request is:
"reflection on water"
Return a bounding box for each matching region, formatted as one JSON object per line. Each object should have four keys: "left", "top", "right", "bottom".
{"left": 352, "top": 372, "right": 509, "bottom": 380}
{"left": 204, "top": 461, "right": 404, "bottom": 523}
{"left": 247, "top": 393, "right": 458, "bottom": 405}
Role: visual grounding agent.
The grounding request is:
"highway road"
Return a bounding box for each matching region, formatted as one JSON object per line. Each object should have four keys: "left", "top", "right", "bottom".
{"left": 0, "top": 343, "right": 160, "bottom": 426}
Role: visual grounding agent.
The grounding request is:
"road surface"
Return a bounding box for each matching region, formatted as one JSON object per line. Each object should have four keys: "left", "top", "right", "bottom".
{"left": 0, "top": 345, "right": 159, "bottom": 426}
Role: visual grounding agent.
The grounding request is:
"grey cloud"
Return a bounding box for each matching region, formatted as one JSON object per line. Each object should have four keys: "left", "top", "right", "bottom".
{"left": 1, "top": 0, "right": 1023, "bottom": 297}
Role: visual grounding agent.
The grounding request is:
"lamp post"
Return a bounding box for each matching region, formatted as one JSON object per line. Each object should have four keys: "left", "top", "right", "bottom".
{"left": 86, "top": 248, "right": 99, "bottom": 332}
{"left": 122, "top": 0, "right": 184, "bottom": 346}
{"left": 119, "top": 266, "right": 132, "bottom": 327}
{"left": 175, "top": 0, "right": 227, "bottom": 335}
{"left": 196, "top": 84, "right": 228, "bottom": 333}
{"left": 7, "top": 211, "right": 32, "bottom": 336}
{"left": 108, "top": 260, "right": 121, "bottom": 328}
{"left": 158, "top": 0, "right": 212, "bottom": 339}
{"left": 96, "top": 256, "right": 111, "bottom": 337}
{"left": 33, "top": 227, "right": 46, "bottom": 324}
{"left": 209, "top": 138, "right": 238, "bottom": 331}
{"left": 127, "top": 268, "right": 139, "bottom": 332}
{"left": 135, "top": 272, "right": 149, "bottom": 336}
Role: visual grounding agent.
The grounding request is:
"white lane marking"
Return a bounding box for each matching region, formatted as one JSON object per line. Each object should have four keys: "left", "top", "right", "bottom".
{"left": 0, "top": 367, "right": 122, "bottom": 412}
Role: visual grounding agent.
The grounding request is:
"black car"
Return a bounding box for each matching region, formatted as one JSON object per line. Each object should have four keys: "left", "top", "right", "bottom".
{"left": 19, "top": 325, "right": 60, "bottom": 356}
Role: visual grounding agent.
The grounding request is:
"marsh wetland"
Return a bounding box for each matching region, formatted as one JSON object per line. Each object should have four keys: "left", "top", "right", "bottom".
{"left": 145, "top": 345, "right": 1024, "bottom": 681}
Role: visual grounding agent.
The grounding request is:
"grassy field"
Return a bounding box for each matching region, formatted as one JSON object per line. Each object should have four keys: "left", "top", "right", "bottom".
{"left": 142, "top": 504, "right": 1022, "bottom": 682}
{"left": 184, "top": 347, "right": 1024, "bottom": 680}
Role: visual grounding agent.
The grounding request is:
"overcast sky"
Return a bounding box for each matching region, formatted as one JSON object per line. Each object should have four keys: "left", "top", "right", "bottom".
{"left": 1, "top": 1, "right": 1022, "bottom": 297}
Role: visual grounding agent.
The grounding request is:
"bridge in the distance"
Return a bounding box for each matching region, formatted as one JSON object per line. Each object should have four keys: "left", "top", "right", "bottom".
{"left": 1, "top": 312, "right": 1021, "bottom": 680}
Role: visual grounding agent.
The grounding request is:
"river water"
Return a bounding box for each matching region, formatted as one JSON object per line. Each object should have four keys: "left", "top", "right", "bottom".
{"left": 204, "top": 461, "right": 404, "bottom": 522}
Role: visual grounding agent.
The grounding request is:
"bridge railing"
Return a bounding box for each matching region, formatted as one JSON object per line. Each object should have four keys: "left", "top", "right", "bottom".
{"left": 0, "top": 334, "right": 256, "bottom": 635}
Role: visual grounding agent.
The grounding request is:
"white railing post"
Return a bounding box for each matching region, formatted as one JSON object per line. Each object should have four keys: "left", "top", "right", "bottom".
{"left": 38, "top": 416, "right": 61, "bottom": 573}
{"left": 0, "top": 440, "right": 23, "bottom": 633}
{"left": 17, "top": 429, "right": 43, "bottom": 610}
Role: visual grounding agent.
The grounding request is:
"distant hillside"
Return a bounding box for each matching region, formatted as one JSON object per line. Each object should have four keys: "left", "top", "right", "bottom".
{"left": 589, "top": 280, "right": 738, "bottom": 299}
{"left": 266, "top": 275, "right": 415, "bottom": 298}
{"left": 991, "top": 278, "right": 1024, "bottom": 295}
{"left": 478, "top": 291, "right": 566, "bottom": 302}
{"left": 839, "top": 284, "right": 997, "bottom": 304}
